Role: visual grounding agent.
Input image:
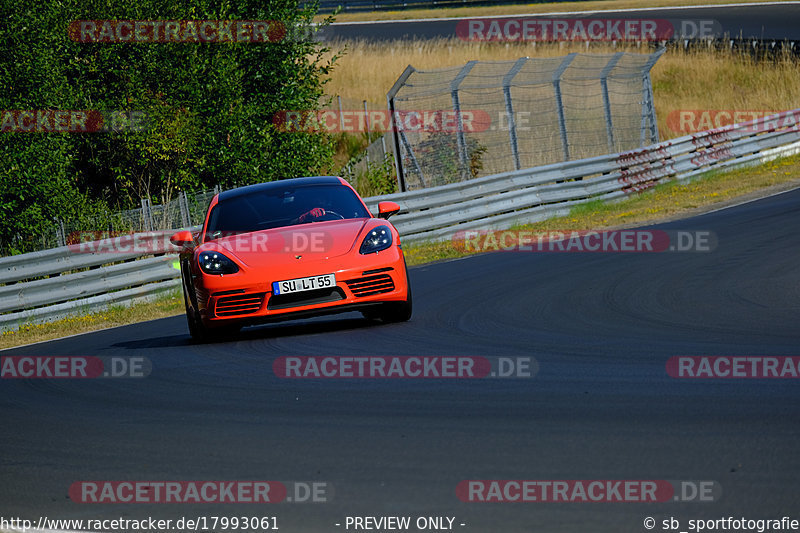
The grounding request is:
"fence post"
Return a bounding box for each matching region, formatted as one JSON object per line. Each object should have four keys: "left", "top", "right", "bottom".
{"left": 141, "top": 198, "right": 153, "bottom": 232}
{"left": 179, "top": 191, "right": 190, "bottom": 228}
{"left": 386, "top": 65, "right": 417, "bottom": 191}
{"left": 502, "top": 57, "right": 528, "bottom": 171}
{"left": 640, "top": 48, "right": 664, "bottom": 146}
{"left": 54, "top": 219, "right": 66, "bottom": 247}
{"left": 338, "top": 95, "right": 344, "bottom": 132}
{"left": 553, "top": 53, "right": 576, "bottom": 161}
{"left": 600, "top": 52, "right": 624, "bottom": 153}
{"left": 363, "top": 100, "right": 371, "bottom": 166}
{"left": 451, "top": 60, "right": 478, "bottom": 176}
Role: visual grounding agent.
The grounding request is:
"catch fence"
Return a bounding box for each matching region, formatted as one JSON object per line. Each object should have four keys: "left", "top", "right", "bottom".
{"left": 387, "top": 50, "right": 664, "bottom": 190}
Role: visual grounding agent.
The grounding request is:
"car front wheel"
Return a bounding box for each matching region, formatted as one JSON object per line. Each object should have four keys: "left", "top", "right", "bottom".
{"left": 378, "top": 267, "right": 412, "bottom": 323}
{"left": 183, "top": 285, "right": 240, "bottom": 342}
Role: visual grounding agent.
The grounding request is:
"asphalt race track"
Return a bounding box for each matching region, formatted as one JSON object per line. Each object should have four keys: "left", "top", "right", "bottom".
{"left": 2, "top": 186, "right": 799, "bottom": 531}
{"left": 319, "top": 3, "right": 800, "bottom": 41}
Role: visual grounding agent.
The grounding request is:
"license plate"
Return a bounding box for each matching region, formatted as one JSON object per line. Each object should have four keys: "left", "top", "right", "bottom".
{"left": 272, "top": 273, "right": 336, "bottom": 295}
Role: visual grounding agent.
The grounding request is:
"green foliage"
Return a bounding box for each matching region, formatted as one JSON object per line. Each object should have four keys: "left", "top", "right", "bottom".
{"left": 333, "top": 131, "right": 372, "bottom": 161}
{"left": 0, "top": 0, "right": 339, "bottom": 254}
{"left": 415, "top": 132, "right": 487, "bottom": 186}
{"left": 350, "top": 154, "right": 398, "bottom": 197}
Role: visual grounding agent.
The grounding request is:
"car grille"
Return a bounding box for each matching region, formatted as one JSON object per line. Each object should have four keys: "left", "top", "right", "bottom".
{"left": 345, "top": 274, "right": 395, "bottom": 298}
{"left": 215, "top": 293, "right": 265, "bottom": 316}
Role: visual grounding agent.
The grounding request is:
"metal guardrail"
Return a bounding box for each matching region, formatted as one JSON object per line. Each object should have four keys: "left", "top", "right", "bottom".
{"left": 1, "top": 109, "right": 798, "bottom": 331}
{"left": 0, "top": 231, "right": 186, "bottom": 330}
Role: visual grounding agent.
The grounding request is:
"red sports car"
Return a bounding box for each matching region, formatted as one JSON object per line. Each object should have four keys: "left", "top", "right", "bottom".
{"left": 170, "top": 176, "right": 412, "bottom": 341}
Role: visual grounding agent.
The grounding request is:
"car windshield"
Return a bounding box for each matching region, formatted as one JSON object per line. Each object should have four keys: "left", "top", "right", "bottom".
{"left": 205, "top": 183, "right": 370, "bottom": 239}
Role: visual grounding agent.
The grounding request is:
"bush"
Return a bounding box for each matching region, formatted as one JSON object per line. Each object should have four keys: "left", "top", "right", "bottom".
{"left": 414, "top": 132, "right": 487, "bottom": 187}
{"left": 352, "top": 154, "right": 398, "bottom": 197}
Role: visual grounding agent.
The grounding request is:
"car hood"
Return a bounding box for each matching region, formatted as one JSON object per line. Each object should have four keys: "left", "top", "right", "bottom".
{"left": 201, "top": 219, "right": 370, "bottom": 268}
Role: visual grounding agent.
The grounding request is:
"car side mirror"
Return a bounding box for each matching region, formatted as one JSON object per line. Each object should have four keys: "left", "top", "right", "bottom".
{"left": 377, "top": 201, "right": 401, "bottom": 220}
{"left": 170, "top": 230, "right": 195, "bottom": 248}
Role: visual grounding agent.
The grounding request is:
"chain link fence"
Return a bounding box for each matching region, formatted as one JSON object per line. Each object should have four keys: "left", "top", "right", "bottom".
{"left": 341, "top": 133, "right": 392, "bottom": 180}
{"left": 387, "top": 49, "right": 664, "bottom": 191}
{"left": 317, "top": 96, "right": 397, "bottom": 193}
{"left": 3, "top": 189, "right": 218, "bottom": 256}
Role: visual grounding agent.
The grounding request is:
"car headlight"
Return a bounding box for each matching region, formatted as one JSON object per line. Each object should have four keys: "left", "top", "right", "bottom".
{"left": 198, "top": 251, "right": 239, "bottom": 275}
{"left": 360, "top": 225, "right": 393, "bottom": 254}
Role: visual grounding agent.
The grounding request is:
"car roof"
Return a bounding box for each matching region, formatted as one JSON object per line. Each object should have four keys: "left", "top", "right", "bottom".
{"left": 217, "top": 176, "right": 345, "bottom": 202}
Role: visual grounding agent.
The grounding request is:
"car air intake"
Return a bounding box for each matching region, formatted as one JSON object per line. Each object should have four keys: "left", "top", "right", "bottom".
{"left": 215, "top": 293, "right": 265, "bottom": 316}
{"left": 268, "top": 287, "right": 345, "bottom": 310}
{"left": 345, "top": 274, "right": 395, "bottom": 298}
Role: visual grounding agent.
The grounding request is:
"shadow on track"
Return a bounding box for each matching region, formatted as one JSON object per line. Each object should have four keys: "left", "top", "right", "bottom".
{"left": 109, "top": 314, "right": 393, "bottom": 349}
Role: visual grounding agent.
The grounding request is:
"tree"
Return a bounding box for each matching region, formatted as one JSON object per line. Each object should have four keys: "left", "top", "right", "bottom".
{"left": 0, "top": 0, "right": 339, "bottom": 253}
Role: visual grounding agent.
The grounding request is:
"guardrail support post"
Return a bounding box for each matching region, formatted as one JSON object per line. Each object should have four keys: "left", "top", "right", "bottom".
{"left": 502, "top": 57, "right": 528, "bottom": 171}
{"left": 553, "top": 53, "right": 576, "bottom": 161}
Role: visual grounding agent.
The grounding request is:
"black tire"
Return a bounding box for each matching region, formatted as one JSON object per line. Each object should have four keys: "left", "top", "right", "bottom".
{"left": 182, "top": 285, "right": 204, "bottom": 341}
{"left": 379, "top": 266, "right": 412, "bottom": 323}
{"left": 183, "top": 285, "right": 240, "bottom": 342}
{"left": 379, "top": 299, "right": 412, "bottom": 323}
